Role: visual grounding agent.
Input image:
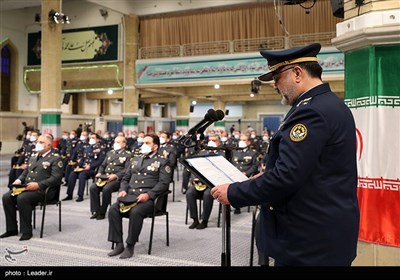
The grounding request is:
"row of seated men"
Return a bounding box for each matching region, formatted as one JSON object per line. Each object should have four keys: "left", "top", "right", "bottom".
{"left": 2, "top": 130, "right": 268, "bottom": 258}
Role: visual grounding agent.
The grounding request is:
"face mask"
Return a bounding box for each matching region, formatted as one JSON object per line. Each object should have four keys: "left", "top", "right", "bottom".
{"left": 113, "top": 143, "right": 121, "bottom": 151}
{"left": 137, "top": 137, "right": 144, "bottom": 144}
{"left": 220, "top": 136, "right": 227, "bottom": 142}
{"left": 110, "top": 134, "right": 115, "bottom": 138}
{"left": 35, "top": 143, "right": 44, "bottom": 152}
{"left": 103, "top": 134, "right": 109, "bottom": 139}
{"left": 62, "top": 135, "right": 68, "bottom": 140}
{"left": 140, "top": 144, "right": 152, "bottom": 155}
{"left": 30, "top": 136, "right": 36, "bottom": 142}
{"left": 172, "top": 135, "right": 178, "bottom": 140}
{"left": 131, "top": 135, "right": 137, "bottom": 139}
{"left": 262, "top": 136, "right": 269, "bottom": 142}
{"left": 238, "top": 141, "right": 247, "bottom": 148}
{"left": 207, "top": 141, "right": 217, "bottom": 148}
{"left": 160, "top": 137, "right": 166, "bottom": 145}
{"left": 234, "top": 135, "right": 240, "bottom": 140}
{"left": 69, "top": 134, "right": 75, "bottom": 139}
{"left": 80, "top": 136, "right": 86, "bottom": 141}
{"left": 251, "top": 134, "right": 256, "bottom": 139}
{"left": 89, "top": 138, "right": 96, "bottom": 145}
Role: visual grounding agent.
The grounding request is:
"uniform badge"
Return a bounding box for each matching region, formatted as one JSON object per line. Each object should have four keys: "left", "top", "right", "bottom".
{"left": 290, "top": 124, "right": 307, "bottom": 142}
{"left": 165, "top": 165, "right": 171, "bottom": 173}
{"left": 42, "top": 161, "right": 51, "bottom": 169}
{"left": 119, "top": 157, "right": 126, "bottom": 163}
{"left": 58, "top": 161, "right": 63, "bottom": 168}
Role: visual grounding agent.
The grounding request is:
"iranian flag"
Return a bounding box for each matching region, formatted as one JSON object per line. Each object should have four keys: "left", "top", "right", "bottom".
{"left": 345, "top": 45, "right": 400, "bottom": 247}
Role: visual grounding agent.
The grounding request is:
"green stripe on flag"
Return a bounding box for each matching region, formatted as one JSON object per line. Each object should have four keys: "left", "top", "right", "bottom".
{"left": 123, "top": 117, "right": 138, "bottom": 126}
{"left": 214, "top": 121, "right": 225, "bottom": 127}
{"left": 41, "top": 114, "right": 61, "bottom": 124}
{"left": 345, "top": 45, "right": 400, "bottom": 108}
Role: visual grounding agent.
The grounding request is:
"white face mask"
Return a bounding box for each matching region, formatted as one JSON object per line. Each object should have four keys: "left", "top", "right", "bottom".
{"left": 30, "top": 136, "right": 37, "bottom": 142}
{"left": 137, "top": 137, "right": 144, "bottom": 144}
{"left": 35, "top": 143, "right": 44, "bottom": 152}
{"left": 251, "top": 134, "right": 256, "bottom": 139}
{"left": 172, "top": 135, "right": 178, "bottom": 140}
{"left": 234, "top": 135, "right": 240, "bottom": 140}
{"left": 220, "top": 136, "right": 227, "bottom": 142}
{"left": 207, "top": 141, "right": 217, "bottom": 148}
{"left": 140, "top": 144, "right": 152, "bottom": 155}
{"left": 103, "top": 134, "right": 109, "bottom": 139}
{"left": 69, "top": 134, "right": 75, "bottom": 139}
{"left": 80, "top": 135, "right": 86, "bottom": 141}
{"left": 89, "top": 138, "right": 96, "bottom": 145}
{"left": 262, "top": 136, "right": 269, "bottom": 142}
{"left": 62, "top": 135, "right": 68, "bottom": 140}
{"left": 238, "top": 141, "right": 247, "bottom": 148}
{"left": 113, "top": 143, "right": 121, "bottom": 151}
{"left": 159, "top": 137, "right": 166, "bottom": 145}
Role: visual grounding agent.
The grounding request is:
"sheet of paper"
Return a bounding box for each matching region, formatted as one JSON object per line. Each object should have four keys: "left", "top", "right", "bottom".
{"left": 185, "top": 155, "right": 249, "bottom": 186}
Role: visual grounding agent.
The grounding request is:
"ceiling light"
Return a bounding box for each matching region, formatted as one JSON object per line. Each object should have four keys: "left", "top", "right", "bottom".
{"left": 107, "top": 89, "right": 113, "bottom": 95}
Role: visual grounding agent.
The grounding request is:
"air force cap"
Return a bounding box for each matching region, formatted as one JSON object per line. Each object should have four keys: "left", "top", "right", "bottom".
{"left": 258, "top": 43, "right": 321, "bottom": 82}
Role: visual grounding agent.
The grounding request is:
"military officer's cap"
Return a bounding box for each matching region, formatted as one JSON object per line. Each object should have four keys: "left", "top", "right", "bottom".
{"left": 11, "top": 184, "right": 27, "bottom": 196}
{"left": 118, "top": 194, "right": 138, "bottom": 213}
{"left": 258, "top": 43, "right": 321, "bottom": 82}
{"left": 96, "top": 174, "right": 109, "bottom": 187}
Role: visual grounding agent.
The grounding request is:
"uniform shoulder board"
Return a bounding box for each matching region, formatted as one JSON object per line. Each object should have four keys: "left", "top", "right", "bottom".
{"left": 297, "top": 97, "right": 313, "bottom": 107}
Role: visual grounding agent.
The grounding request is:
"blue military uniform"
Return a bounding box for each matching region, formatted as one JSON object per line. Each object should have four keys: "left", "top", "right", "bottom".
{"left": 227, "top": 43, "right": 359, "bottom": 266}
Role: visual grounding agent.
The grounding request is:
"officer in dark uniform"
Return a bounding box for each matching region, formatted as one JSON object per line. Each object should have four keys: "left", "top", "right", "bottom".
{"left": 186, "top": 134, "right": 225, "bottom": 230}
{"left": 107, "top": 134, "right": 171, "bottom": 259}
{"left": 63, "top": 133, "right": 106, "bottom": 202}
{"left": 211, "top": 43, "right": 359, "bottom": 266}
{"left": 231, "top": 134, "right": 259, "bottom": 214}
{"left": 1, "top": 134, "right": 63, "bottom": 241}
{"left": 89, "top": 135, "right": 132, "bottom": 220}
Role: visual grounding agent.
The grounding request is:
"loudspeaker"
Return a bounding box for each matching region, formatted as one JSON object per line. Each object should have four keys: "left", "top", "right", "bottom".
{"left": 189, "top": 105, "right": 194, "bottom": 113}
{"left": 225, "top": 109, "right": 229, "bottom": 116}
{"left": 62, "top": 93, "right": 71, "bottom": 104}
{"left": 139, "top": 101, "right": 145, "bottom": 110}
{"left": 331, "top": 0, "right": 344, "bottom": 18}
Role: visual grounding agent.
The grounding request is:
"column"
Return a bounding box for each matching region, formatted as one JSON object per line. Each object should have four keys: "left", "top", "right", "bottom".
{"left": 213, "top": 100, "right": 226, "bottom": 131}
{"left": 332, "top": 0, "right": 400, "bottom": 260}
{"left": 122, "top": 15, "right": 139, "bottom": 136}
{"left": 40, "top": 0, "right": 62, "bottom": 143}
{"left": 176, "top": 95, "right": 190, "bottom": 134}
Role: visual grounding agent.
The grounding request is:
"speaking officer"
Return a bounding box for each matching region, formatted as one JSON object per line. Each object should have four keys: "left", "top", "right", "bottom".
{"left": 211, "top": 43, "right": 359, "bottom": 266}
{"left": 107, "top": 134, "right": 171, "bottom": 259}
{"left": 1, "top": 134, "right": 63, "bottom": 241}
{"left": 89, "top": 135, "right": 132, "bottom": 220}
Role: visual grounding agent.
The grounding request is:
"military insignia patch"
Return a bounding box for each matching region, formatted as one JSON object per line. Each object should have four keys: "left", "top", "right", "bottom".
{"left": 290, "top": 124, "right": 307, "bottom": 142}
{"left": 165, "top": 165, "right": 171, "bottom": 173}
{"left": 57, "top": 161, "right": 63, "bottom": 168}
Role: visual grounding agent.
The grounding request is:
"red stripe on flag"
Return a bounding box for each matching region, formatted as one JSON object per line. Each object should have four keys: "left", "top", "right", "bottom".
{"left": 357, "top": 177, "right": 400, "bottom": 247}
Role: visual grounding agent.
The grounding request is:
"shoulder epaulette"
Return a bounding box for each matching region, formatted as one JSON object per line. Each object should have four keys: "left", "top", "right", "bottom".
{"left": 297, "top": 97, "right": 313, "bottom": 107}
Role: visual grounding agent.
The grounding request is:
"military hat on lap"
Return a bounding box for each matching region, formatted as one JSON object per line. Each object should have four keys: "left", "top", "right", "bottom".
{"left": 258, "top": 43, "right": 321, "bottom": 82}
{"left": 96, "top": 174, "right": 109, "bottom": 187}
{"left": 118, "top": 194, "right": 138, "bottom": 213}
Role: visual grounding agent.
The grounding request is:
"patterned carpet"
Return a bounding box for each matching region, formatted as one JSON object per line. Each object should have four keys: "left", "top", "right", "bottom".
{"left": 0, "top": 154, "right": 259, "bottom": 268}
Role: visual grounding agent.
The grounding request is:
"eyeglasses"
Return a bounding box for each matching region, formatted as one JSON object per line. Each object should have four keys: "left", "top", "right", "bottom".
{"left": 272, "top": 67, "right": 295, "bottom": 83}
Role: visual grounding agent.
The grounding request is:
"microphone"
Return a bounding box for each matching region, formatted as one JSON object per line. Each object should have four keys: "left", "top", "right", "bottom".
{"left": 178, "top": 108, "right": 222, "bottom": 146}
{"left": 197, "top": 109, "right": 225, "bottom": 134}
{"left": 187, "top": 109, "right": 218, "bottom": 135}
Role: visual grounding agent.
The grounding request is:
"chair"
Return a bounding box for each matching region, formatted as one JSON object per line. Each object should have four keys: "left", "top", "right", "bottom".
{"left": 112, "top": 189, "right": 171, "bottom": 255}
{"left": 33, "top": 185, "right": 62, "bottom": 238}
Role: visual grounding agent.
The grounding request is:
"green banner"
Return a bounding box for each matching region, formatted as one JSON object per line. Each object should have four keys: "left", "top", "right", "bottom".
{"left": 123, "top": 117, "right": 138, "bottom": 126}
{"left": 28, "top": 25, "right": 118, "bottom": 65}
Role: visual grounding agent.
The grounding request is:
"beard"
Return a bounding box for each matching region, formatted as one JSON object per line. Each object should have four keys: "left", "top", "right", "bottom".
{"left": 281, "top": 95, "right": 289, "bottom": 106}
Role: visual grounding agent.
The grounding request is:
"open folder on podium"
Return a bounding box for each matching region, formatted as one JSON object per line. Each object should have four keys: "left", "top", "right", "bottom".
{"left": 180, "top": 154, "right": 249, "bottom": 188}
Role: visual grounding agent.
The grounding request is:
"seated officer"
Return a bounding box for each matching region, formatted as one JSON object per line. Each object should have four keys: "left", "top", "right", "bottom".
{"left": 186, "top": 134, "right": 225, "bottom": 229}
{"left": 231, "top": 134, "right": 259, "bottom": 214}
{"left": 107, "top": 134, "right": 171, "bottom": 259}
{"left": 1, "top": 134, "right": 63, "bottom": 241}
{"left": 89, "top": 135, "right": 132, "bottom": 220}
{"left": 63, "top": 133, "right": 106, "bottom": 202}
